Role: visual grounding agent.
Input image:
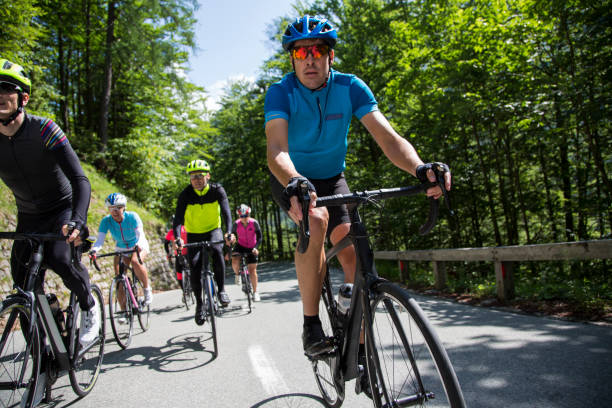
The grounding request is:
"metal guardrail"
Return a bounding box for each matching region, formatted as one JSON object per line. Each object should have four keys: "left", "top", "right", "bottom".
{"left": 374, "top": 239, "right": 612, "bottom": 301}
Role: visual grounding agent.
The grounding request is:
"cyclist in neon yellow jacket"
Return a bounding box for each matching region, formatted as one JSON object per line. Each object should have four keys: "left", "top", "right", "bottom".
{"left": 173, "top": 159, "right": 235, "bottom": 325}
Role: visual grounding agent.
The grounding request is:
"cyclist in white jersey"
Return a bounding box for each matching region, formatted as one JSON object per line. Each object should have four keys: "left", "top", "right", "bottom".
{"left": 90, "top": 193, "right": 153, "bottom": 304}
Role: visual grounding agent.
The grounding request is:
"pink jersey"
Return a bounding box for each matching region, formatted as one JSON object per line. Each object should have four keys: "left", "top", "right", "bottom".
{"left": 236, "top": 219, "right": 257, "bottom": 249}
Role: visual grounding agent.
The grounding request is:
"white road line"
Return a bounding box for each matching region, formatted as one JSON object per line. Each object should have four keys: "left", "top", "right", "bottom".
{"left": 248, "top": 344, "right": 290, "bottom": 396}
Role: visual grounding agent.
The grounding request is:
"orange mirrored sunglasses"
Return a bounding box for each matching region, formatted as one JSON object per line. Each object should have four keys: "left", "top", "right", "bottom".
{"left": 291, "top": 44, "right": 330, "bottom": 60}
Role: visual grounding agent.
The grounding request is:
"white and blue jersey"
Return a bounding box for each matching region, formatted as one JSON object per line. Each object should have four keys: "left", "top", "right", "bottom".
{"left": 264, "top": 69, "right": 378, "bottom": 179}
{"left": 92, "top": 211, "right": 149, "bottom": 252}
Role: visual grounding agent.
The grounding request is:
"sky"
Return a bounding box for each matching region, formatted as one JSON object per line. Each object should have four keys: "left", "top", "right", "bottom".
{"left": 187, "top": 0, "right": 297, "bottom": 111}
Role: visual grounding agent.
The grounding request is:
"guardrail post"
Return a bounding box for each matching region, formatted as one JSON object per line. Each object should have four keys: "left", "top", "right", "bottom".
{"left": 495, "top": 261, "right": 515, "bottom": 301}
{"left": 433, "top": 261, "right": 447, "bottom": 290}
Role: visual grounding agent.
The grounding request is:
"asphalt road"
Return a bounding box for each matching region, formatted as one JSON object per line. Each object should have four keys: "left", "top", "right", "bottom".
{"left": 39, "top": 262, "right": 612, "bottom": 407}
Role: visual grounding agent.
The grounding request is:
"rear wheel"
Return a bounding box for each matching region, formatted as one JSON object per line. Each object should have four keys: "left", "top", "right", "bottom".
{"left": 69, "top": 284, "right": 105, "bottom": 397}
{"left": 109, "top": 277, "right": 133, "bottom": 349}
{"left": 133, "top": 278, "right": 150, "bottom": 332}
{"left": 204, "top": 274, "right": 218, "bottom": 357}
{"left": 366, "top": 281, "right": 465, "bottom": 407}
{"left": 312, "top": 279, "right": 344, "bottom": 408}
{"left": 0, "top": 298, "right": 41, "bottom": 408}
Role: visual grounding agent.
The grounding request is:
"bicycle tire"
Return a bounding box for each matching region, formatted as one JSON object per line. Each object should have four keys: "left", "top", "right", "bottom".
{"left": 0, "top": 298, "right": 42, "bottom": 408}
{"left": 312, "top": 279, "right": 345, "bottom": 408}
{"left": 365, "top": 281, "right": 465, "bottom": 408}
{"left": 243, "top": 269, "right": 252, "bottom": 313}
{"left": 182, "top": 266, "right": 194, "bottom": 310}
{"left": 69, "top": 284, "right": 106, "bottom": 397}
{"left": 133, "top": 278, "right": 150, "bottom": 332}
{"left": 109, "top": 277, "right": 133, "bottom": 349}
{"left": 204, "top": 274, "right": 218, "bottom": 357}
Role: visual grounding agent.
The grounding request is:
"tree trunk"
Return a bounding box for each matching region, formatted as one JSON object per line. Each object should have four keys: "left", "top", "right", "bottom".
{"left": 99, "top": 0, "right": 116, "bottom": 152}
{"left": 58, "top": 25, "right": 70, "bottom": 134}
{"left": 472, "top": 119, "right": 502, "bottom": 245}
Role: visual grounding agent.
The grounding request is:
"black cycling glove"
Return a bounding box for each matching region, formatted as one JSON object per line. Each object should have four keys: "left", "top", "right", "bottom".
{"left": 283, "top": 177, "right": 316, "bottom": 209}
{"left": 415, "top": 162, "right": 450, "bottom": 183}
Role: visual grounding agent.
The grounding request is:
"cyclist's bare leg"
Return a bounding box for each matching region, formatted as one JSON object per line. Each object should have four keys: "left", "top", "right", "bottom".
{"left": 248, "top": 263, "right": 258, "bottom": 292}
{"left": 329, "top": 222, "right": 356, "bottom": 283}
{"left": 231, "top": 255, "right": 240, "bottom": 277}
{"left": 294, "top": 206, "right": 328, "bottom": 316}
{"left": 130, "top": 251, "right": 150, "bottom": 289}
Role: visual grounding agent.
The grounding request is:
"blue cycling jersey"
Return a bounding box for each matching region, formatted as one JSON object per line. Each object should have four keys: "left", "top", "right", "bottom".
{"left": 264, "top": 69, "right": 378, "bottom": 179}
{"left": 96, "top": 211, "right": 143, "bottom": 249}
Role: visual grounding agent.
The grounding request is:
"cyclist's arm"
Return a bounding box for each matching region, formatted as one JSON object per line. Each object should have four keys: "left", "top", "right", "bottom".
{"left": 52, "top": 142, "right": 91, "bottom": 231}
{"left": 266, "top": 118, "right": 315, "bottom": 221}
{"left": 253, "top": 220, "right": 263, "bottom": 249}
{"left": 266, "top": 118, "right": 300, "bottom": 187}
{"left": 91, "top": 230, "right": 107, "bottom": 253}
{"left": 360, "top": 111, "right": 451, "bottom": 196}
{"left": 218, "top": 186, "right": 233, "bottom": 235}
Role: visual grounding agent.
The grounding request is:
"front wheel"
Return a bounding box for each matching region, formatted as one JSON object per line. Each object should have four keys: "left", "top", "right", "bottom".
{"left": 243, "top": 269, "right": 252, "bottom": 313}
{"left": 109, "top": 277, "right": 133, "bottom": 349}
{"left": 312, "top": 279, "right": 344, "bottom": 408}
{"left": 69, "top": 284, "right": 106, "bottom": 397}
{"left": 365, "top": 281, "right": 465, "bottom": 407}
{"left": 0, "top": 298, "right": 42, "bottom": 408}
{"left": 204, "top": 274, "right": 218, "bottom": 357}
{"left": 182, "top": 267, "right": 194, "bottom": 310}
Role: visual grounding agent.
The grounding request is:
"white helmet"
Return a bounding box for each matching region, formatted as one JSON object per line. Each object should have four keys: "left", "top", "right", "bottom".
{"left": 105, "top": 192, "right": 127, "bottom": 208}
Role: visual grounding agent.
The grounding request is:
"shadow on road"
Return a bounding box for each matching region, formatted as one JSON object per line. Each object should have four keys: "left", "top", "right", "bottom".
{"left": 101, "top": 330, "right": 217, "bottom": 374}
{"left": 249, "top": 392, "right": 326, "bottom": 407}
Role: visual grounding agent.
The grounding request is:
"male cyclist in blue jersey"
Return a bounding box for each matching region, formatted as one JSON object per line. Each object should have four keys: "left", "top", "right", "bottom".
{"left": 0, "top": 59, "right": 100, "bottom": 348}
{"left": 265, "top": 16, "right": 452, "bottom": 362}
{"left": 173, "top": 159, "right": 235, "bottom": 325}
{"left": 90, "top": 193, "right": 153, "bottom": 305}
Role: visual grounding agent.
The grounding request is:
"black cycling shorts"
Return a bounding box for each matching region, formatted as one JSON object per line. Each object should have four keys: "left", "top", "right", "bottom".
{"left": 232, "top": 243, "right": 258, "bottom": 264}
{"left": 270, "top": 172, "right": 350, "bottom": 238}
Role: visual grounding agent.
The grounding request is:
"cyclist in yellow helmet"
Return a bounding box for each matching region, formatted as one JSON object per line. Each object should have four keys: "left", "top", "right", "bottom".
{"left": 173, "top": 159, "right": 235, "bottom": 325}
{"left": 0, "top": 58, "right": 100, "bottom": 347}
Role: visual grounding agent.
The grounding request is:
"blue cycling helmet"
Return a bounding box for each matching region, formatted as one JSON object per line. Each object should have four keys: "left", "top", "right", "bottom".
{"left": 105, "top": 192, "right": 127, "bottom": 208}
{"left": 282, "top": 15, "right": 337, "bottom": 51}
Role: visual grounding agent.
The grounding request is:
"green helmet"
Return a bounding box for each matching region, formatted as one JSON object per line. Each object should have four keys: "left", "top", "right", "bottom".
{"left": 0, "top": 59, "right": 31, "bottom": 94}
{"left": 185, "top": 159, "right": 210, "bottom": 174}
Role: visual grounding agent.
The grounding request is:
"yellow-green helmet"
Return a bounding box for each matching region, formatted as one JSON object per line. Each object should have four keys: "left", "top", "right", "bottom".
{"left": 0, "top": 59, "right": 31, "bottom": 94}
{"left": 185, "top": 159, "right": 210, "bottom": 174}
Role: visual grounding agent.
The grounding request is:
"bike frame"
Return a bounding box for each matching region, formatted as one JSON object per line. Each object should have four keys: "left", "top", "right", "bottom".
{"left": 0, "top": 235, "right": 91, "bottom": 376}
{"left": 323, "top": 204, "right": 379, "bottom": 381}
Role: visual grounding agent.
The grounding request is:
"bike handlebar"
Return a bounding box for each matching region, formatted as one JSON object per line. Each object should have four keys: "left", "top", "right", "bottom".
{"left": 180, "top": 240, "right": 226, "bottom": 249}
{"left": 296, "top": 164, "right": 454, "bottom": 253}
{"left": 90, "top": 247, "right": 143, "bottom": 271}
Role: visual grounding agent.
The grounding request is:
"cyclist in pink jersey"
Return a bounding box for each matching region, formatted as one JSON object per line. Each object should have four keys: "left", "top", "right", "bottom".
{"left": 164, "top": 220, "right": 187, "bottom": 289}
{"left": 229, "top": 204, "right": 263, "bottom": 301}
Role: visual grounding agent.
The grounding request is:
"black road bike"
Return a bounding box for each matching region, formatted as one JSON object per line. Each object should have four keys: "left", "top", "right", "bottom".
{"left": 297, "top": 163, "right": 466, "bottom": 407}
{"left": 90, "top": 248, "right": 150, "bottom": 350}
{"left": 0, "top": 231, "right": 105, "bottom": 407}
{"left": 178, "top": 240, "right": 225, "bottom": 357}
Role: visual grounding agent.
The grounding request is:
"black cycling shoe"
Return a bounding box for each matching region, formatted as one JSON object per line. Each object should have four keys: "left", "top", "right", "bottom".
{"left": 195, "top": 303, "right": 206, "bottom": 326}
{"left": 302, "top": 323, "right": 333, "bottom": 358}
{"left": 218, "top": 291, "right": 230, "bottom": 307}
{"left": 356, "top": 354, "right": 373, "bottom": 399}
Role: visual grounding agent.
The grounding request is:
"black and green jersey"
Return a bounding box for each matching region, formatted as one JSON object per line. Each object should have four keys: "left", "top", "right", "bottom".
{"left": 172, "top": 182, "right": 232, "bottom": 235}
